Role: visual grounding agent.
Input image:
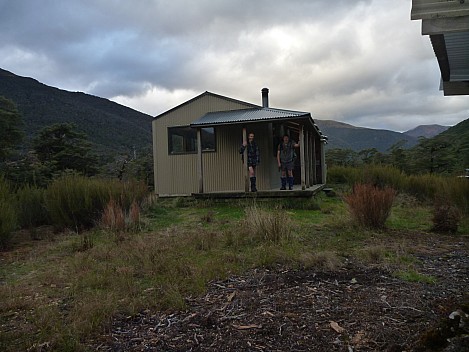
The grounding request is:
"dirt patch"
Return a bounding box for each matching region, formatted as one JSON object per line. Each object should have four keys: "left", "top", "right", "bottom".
{"left": 89, "top": 240, "right": 468, "bottom": 352}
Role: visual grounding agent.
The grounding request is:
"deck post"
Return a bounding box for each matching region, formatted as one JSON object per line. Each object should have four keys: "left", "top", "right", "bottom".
{"left": 197, "top": 128, "right": 204, "bottom": 193}
{"left": 242, "top": 127, "right": 249, "bottom": 192}
{"left": 312, "top": 137, "right": 317, "bottom": 184}
{"left": 300, "top": 125, "right": 306, "bottom": 190}
{"left": 309, "top": 133, "right": 313, "bottom": 186}
{"left": 320, "top": 138, "right": 327, "bottom": 184}
{"left": 305, "top": 130, "right": 310, "bottom": 188}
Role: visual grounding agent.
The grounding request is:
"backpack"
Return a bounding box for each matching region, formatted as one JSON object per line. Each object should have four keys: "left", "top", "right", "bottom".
{"left": 279, "top": 141, "right": 297, "bottom": 162}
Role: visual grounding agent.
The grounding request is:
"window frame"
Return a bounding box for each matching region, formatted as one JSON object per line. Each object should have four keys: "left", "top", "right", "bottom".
{"left": 167, "top": 125, "right": 216, "bottom": 155}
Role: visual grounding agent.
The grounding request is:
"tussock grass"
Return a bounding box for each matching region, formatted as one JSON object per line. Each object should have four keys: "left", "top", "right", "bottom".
{"left": 299, "top": 251, "right": 342, "bottom": 270}
{"left": 243, "top": 205, "right": 292, "bottom": 243}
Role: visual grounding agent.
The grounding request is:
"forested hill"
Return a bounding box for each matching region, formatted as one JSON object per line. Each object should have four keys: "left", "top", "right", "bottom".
{"left": 315, "top": 120, "right": 419, "bottom": 152}
{"left": 431, "top": 117, "right": 469, "bottom": 171}
{"left": 0, "top": 68, "right": 153, "bottom": 154}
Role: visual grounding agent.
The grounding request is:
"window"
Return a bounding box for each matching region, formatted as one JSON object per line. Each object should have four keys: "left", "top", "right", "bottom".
{"left": 168, "top": 126, "right": 216, "bottom": 154}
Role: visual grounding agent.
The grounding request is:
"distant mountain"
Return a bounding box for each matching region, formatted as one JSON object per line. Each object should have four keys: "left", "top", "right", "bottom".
{"left": 315, "top": 119, "right": 419, "bottom": 152}
{"left": 404, "top": 124, "right": 450, "bottom": 138}
{"left": 0, "top": 68, "right": 153, "bottom": 155}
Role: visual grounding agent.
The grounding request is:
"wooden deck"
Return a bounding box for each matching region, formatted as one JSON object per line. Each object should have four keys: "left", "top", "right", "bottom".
{"left": 192, "top": 184, "right": 325, "bottom": 199}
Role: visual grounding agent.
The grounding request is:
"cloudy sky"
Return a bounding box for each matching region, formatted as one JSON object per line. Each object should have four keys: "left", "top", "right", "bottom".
{"left": 1, "top": 0, "right": 468, "bottom": 132}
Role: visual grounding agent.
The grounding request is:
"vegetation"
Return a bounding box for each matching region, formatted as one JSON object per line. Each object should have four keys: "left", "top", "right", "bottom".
{"left": 328, "top": 165, "right": 469, "bottom": 215}
{"left": 0, "top": 96, "right": 23, "bottom": 161}
{"left": 326, "top": 117, "right": 469, "bottom": 176}
{"left": 1, "top": 189, "right": 468, "bottom": 350}
{"left": 16, "top": 185, "right": 49, "bottom": 239}
{"left": 344, "top": 183, "right": 396, "bottom": 229}
{"left": 0, "top": 68, "right": 152, "bottom": 154}
{"left": 33, "top": 123, "right": 99, "bottom": 177}
{"left": 44, "top": 174, "right": 147, "bottom": 230}
{"left": 0, "top": 177, "right": 16, "bottom": 249}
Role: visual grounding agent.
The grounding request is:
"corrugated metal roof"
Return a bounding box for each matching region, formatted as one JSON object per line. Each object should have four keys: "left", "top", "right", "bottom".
{"left": 411, "top": 0, "right": 469, "bottom": 95}
{"left": 445, "top": 31, "right": 469, "bottom": 81}
{"left": 190, "top": 107, "right": 311, "bottom": 127}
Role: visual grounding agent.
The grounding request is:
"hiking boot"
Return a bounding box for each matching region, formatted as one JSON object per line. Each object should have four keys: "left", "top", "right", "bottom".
{"left": 280, "top": 177, "right": 287, "bottom": 190}
{"left": 250, "top": 177, "right": 257, "bottom": 192}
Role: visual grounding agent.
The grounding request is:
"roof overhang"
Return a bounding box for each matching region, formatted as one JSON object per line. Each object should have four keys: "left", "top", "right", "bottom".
{"left": 411, "top": 0, "right": 469, "bottom": 95}
{"left": 190, "top": 107, "right": 324, "bottom": 137}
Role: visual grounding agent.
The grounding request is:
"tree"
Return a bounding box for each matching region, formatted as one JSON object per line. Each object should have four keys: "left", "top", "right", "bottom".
{"left": 387, "top": 140, "right": 409, "bottom": 172}
{"left": 410, "top": 137, "right": 454, "bottom": 174}
{"left": 32, "top": 123, "right": 98, "bottom": 177}
{"left": 326, "top": 148, "right": 359, "bottom": 167}
{"left": 0, "top": 96, "right": 24, "bottom": 161}
{"left": 358, "top": 148, "right": 386, "bottom": 165}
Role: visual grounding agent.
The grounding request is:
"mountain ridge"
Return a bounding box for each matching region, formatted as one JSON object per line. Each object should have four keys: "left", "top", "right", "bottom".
{"left": 0, "top": 68, "right": 452, "bottom": 155}
{"left": 0, "top": 68, "right": 153, "bottom": 155}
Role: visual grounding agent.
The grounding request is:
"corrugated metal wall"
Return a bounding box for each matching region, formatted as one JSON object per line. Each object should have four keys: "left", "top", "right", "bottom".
{"left": 153, "top": 94, "right": 256, "bottom": 195}
{"left": 202, "top": 124, "right": 272, "bottom": 193}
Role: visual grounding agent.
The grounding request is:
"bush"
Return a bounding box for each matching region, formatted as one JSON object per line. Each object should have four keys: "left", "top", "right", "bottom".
{"left": 0, "top": 177, "right": 17, "bottom": 249}
{"left": 444, "top": 178, "right": 469, "bottom": 215}
{"left": 432, "top": 197, "right": 461, "bottom": 234}
{"left": 403, "top": 174, "right": 442, "bottom": 201}
{"left": 243, "top": 205, "right": 291, "bottom": 243}
{"left": 16, "top": 185, "right": 49, "bottom": 235}
{"left": 344, "top": 183, "right": 396, "bottom": 229}
{"left": 45, "top": 174, "right": 148, "bottom": 230}
{"left": 329, "top": 165, "right": 469, "bottom": 214}
{"left": 328, "top": 165, "right": 404, "bottom": 190}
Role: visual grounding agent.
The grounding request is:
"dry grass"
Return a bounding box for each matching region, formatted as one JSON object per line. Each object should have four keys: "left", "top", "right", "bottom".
{"left": 1, "top": 196, "right": 467, "bottom": 351}
{"left": 299, "top": 251, "right": 342, "bottom": 270}
{"left": 243, "top": 205, "right": 292, "bottom": 243}
{"left": 100, "top": 198, "right": 142, "bottom": 233}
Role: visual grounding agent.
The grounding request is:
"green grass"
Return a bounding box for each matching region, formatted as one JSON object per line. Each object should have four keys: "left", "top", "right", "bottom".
{"left": 387, "top": 204, "right": 432, "bottom": 231}
{"left": 1, "top": 195, "right": 467, "bottom": 351}
{"left": 394, "top": 269, "right": 437, "bottom": 284}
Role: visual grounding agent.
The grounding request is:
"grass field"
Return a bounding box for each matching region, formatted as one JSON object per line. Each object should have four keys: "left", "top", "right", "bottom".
{"left": 1, "top": 192, "right": 468, "bottom": 351}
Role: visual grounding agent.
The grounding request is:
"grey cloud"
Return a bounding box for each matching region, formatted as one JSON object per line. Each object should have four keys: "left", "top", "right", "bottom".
{"left": 0, "top": 0, "right": 468, "bottom": 131}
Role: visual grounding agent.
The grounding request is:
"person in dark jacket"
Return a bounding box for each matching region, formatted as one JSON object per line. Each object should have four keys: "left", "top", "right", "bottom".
{"left": 240, "top": 132, "right": 260, "bottom": 192}
{"left": 277, "top": 134, "right": 299, "bottom": 190}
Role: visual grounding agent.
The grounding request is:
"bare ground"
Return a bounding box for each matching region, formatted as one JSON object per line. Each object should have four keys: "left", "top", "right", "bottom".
{"left": 89, "top": 236, "right": 468, "bottom": 352}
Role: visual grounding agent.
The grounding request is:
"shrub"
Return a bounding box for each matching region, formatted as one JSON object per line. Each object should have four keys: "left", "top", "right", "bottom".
{"left": 431, "top": 197, "right": 461, "bottom": 234}
{"left": 403, "top": 174, "right": 442, "bottom": 201}
{"left": 45, "top": 174, "right": 148, "bottom": 230}
{"left": 243, "top": 205, "right": 291, "bottom": 243}
{"left": 444, "top": 178, "right": 469, "bottom": 215}
{"left": 16, "top": 185, "right": 49, "bottom": 237}
{"left": 0, "top": 177, "right": 17, "bottom": 249}
{"left": 344, "top": 183, "right": 396, "bottom": 229}
{"left": 362, "top": 165, "right": 405, "bottom": 190}
{"left": 328, "top": 165, "right": 404, "bottom": 190}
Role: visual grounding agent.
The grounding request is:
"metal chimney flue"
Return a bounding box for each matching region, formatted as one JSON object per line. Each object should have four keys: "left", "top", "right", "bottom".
{"left": 261, "top": 88, "right": 269, "bottom": 108}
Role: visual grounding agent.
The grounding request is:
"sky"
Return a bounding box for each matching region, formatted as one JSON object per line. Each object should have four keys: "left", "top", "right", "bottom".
{"left": 1, "top": 0, "right": 468, "bottom": 132}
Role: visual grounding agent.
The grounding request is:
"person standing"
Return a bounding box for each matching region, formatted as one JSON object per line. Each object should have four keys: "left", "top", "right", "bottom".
{"left": 277, "top": 134, "right": 299, "bottom": 190}
{"left": 240, "top": 132, "right": 260, "bottom": 192}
